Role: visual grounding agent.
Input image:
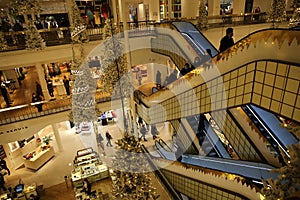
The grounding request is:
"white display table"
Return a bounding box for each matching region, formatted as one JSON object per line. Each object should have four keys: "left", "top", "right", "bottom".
{"left": 24, "top": 147, "right": 55, "bottom": 170}
{"left": 71, "top": 163, "right": 109, "bottom": 187}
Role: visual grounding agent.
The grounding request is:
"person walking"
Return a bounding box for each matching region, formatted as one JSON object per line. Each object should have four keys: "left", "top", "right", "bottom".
{"left": 155, "top": 70, "right": 162, "bottom": 88}
{"left": 0, "top": 173, "right": 7, "bottom": 192}
{"left": 0, "top": 158, "right": 10, "bottom": 175}
{"left": 46, "top": 77, "right": 54, "bottom": 97}
{"left": 105, "top": 131, "right": 113, "bottom": 147}
{"left": 150, "top": 124, "right": 159, "bottom": 140}
{"left": 63, "top": 76, "right": 71, "bottom": 95}
{"left": 219, "top": 27, "right": 234, "bottom": 52}
{"left": 35, "top": 81, "right": 43, "bottom": 98}
{"left": 32, "top": 92, "right": 43, "bottom": 112}
{"left": 136, "top": 67, "right": 142, "bottom": 86}
{"left": 139, "top": 124, "right": 148, "bottom": 141}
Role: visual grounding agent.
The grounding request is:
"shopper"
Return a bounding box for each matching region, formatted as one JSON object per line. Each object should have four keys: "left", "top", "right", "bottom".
{"left": 35, "top": 81, "right": 43, "bottom": 98}
{"left": 219, "top": 27, "right": 234, "bottom": 52}
{"left": 0, "top": 173, "right": 7, "bottom": 192}
{"left": 32, "top": 92, "right": 43, "bottom": 112}
{"left": 46, "top": 77, "right": 54, "bottom": 97}
{"left": 139, "top": 124, "right": 148, "bottom": 142}
{"left": 63, "top": 76, "right": 71, "bottom": 95}
{"left": 136, "top": 67, "right": 142, "bottom": 86}
{"left": 155, "top": 70, "right": 162, "bottom": 88}
{"left": 0, "top": 81, "right": 11, "bottom": 108}
{"left": 150, "top": 124, "right": 159, "bottom": 140}
{"left": 0, "top": 158, "right": 10, "bottom": 175}
{"left": 105, "top": 131, "right": 113, "bottom": 147}
{"left": 83, "top": 178, "right": 91, "bottom": 195}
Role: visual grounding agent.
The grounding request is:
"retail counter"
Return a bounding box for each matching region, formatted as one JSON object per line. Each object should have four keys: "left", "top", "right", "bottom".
{"left": 24, "top": 146, "right": 55, "bottom": 170}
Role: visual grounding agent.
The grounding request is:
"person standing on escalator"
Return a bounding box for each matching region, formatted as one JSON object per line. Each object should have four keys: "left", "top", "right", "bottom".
{"left": 219, "top": 27, "right": 234, "bottom": 52}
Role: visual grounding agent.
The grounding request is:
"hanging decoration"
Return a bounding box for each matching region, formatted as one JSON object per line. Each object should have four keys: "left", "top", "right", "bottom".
{"left": 25, "top": 20, "right": 45, "bottom": 51}
{"left": 0, "top": 32, "right": 8, "bottom": 51}
{"left": 111, "top": 135, "right": 160, "bottom": 199}
{"left": 196, "top": 0, "right": 208, "bottom": 30}
{"left": 261, "top": 142, "right": 300, "bottom": 199}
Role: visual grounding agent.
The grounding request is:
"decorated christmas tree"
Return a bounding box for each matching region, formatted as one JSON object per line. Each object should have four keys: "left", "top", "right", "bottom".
{"left": 0, "top": 32, "right": 8, "bottom": 51}
{"left": 111, "top": 135, "right": 159, "bottom": 199}
{"left": 10, "top": 0, "right": 42, "bottom": 15}
{"left": 100, "top": 19, "right": 133, "bottom": 97}
{"left": 69, "top": 0, "right": 89, "bottom": 45}
{"left": 25, "top": 20, "right": 45, "bottom": 51}
{"left": 196, "top": 0, "right": 208, "bottom": 30}
{"left": 289, "top": 0, "right": 300, "bottom": 28}
{"left": 261, "top": 142, "right": 300, "bottom": 199}
{"left": 268, "top": 0, "right": 287, "bottom": 27}
{"left": 71, "top": 60, "right": 97, "bottom": 123}
{"left": 100, "top": 19, "right": 134, "bottom": 132}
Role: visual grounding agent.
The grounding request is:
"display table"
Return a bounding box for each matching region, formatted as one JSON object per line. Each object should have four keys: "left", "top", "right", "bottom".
{"left": 24, "top": 146, "right": 55, "bottom": 170}
{"left": 72, "top": 163, "right": 109, "bottom": 187}
{"left": 23, "top": 184, "right": 38, "bottom": 199}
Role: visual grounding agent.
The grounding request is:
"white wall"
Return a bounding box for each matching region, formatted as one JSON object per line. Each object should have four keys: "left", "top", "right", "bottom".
{"left": 144, "top": 0, "right": 159, "bottom": 21}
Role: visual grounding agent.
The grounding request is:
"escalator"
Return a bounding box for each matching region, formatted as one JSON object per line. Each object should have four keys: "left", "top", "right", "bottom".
{"left": 186, "top": 114, "right": 231, "bottom": 158}
{"left": 152, "top": 138, "right": 278, "bottom": 187}
{"left": 171, "top": 21, "right": 219, "bottom": 57}
{"left": 242, "top": 104, "right": 299, "bottom": 160}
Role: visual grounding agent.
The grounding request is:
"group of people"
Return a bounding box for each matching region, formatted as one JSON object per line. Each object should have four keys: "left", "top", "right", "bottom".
{"left": 138, "top": 117, "right": 159, "bottom": 142}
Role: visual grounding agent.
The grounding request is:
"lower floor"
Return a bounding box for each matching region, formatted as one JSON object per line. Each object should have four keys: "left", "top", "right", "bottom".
{"left": 1, "top": 120, "right": 173, "bottom": 199}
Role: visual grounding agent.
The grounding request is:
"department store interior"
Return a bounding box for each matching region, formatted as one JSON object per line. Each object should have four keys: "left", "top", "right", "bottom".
{"left": 0, "top": 0, "right": 300, "bottom": 199}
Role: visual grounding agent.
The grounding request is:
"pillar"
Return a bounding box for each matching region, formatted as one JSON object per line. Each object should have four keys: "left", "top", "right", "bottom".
{"left": 232, "top": 0, "right": 247, "bottom": 15}
{"left": 208, "top": 0, "right": 220, "bottom": 17}
{"left": 168, "top": 0, "right": 172, "bottom": 20}
{"left": 52, "top": 123, "right": 64, "bottom": 152}
{"left": 111, "top": 0, "right": 118, "bottom": 23}
{"left": 36, "top": 63, "right": 51, "bottom": 101}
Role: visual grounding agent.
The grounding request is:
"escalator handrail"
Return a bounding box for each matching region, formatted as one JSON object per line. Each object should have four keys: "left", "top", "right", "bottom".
{"left": 157, "top": 138, "right": 173, "bottom": 152}
{"left": 244, "top": 105, "right": 289, "bottom": 158}
{"left": 154, "top": 140, "right": 167, "bottom": 159}
{"left": 181, "top": 32, "right": 206, "bottom": 55}
{"left": 141, "top": 145, "right": 183, "bottom": 200}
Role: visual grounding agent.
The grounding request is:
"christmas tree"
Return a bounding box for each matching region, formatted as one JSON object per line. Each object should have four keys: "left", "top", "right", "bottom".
{"left": 268, "top": 0, "right": 287, "bottom": 27}
{"left": 196, "top": 0, "right": 208, "bottom": 30}
{"left": 69, "top": 0, "right": 89, "bottom": 44}
{"left": 25, "top": 20, "right": 45, "bottom": 51}
{"left": 71, "top": 60, "right": 97, "bottom": 123}
{"left": 11, "top": 0, "right": 42, "bottom": 15}
{"left": 100, "top": 19, "right": 134, "bottom": 132}
{"left": 289, "top": 0, "right": 300, "bottom": 28}
{"left": 0, "top": 32, "right": 8, "bottom": 51}
{"left": 261, "top": 142, "right": 300, "bottom": 199}
{"left": 111, "top": 135, "right": 160, "bottom": 199}
{"left": 100, "top": 19, "right": 133, "bottom": 97}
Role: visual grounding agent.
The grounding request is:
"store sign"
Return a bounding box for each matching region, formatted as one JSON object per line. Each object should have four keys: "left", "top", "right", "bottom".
{"left": 0, "top": 126, "right": 28, "bottom": 135}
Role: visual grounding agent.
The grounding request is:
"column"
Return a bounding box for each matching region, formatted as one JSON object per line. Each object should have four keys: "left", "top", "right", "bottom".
{"left": 208, "top": 0, "right": 220, "bottom": 17}
{"left": 36, "top": 63, "right": 51, "bottom": 101}
{"left": 168, "top": 0, "right": 172, "bottom": 20}
{"left": 52, "top": 123, "right": 64, "bottom": 152}
{"left": 232, "top": 0, "right": 246, "bottom": 15}
{"left": 111, "top": 0, "right": 118, "bottom": 23}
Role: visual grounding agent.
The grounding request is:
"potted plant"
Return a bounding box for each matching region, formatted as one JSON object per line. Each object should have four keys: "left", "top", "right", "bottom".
{"left": 42, "top": 135, "right": 52, "bottom": 147}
